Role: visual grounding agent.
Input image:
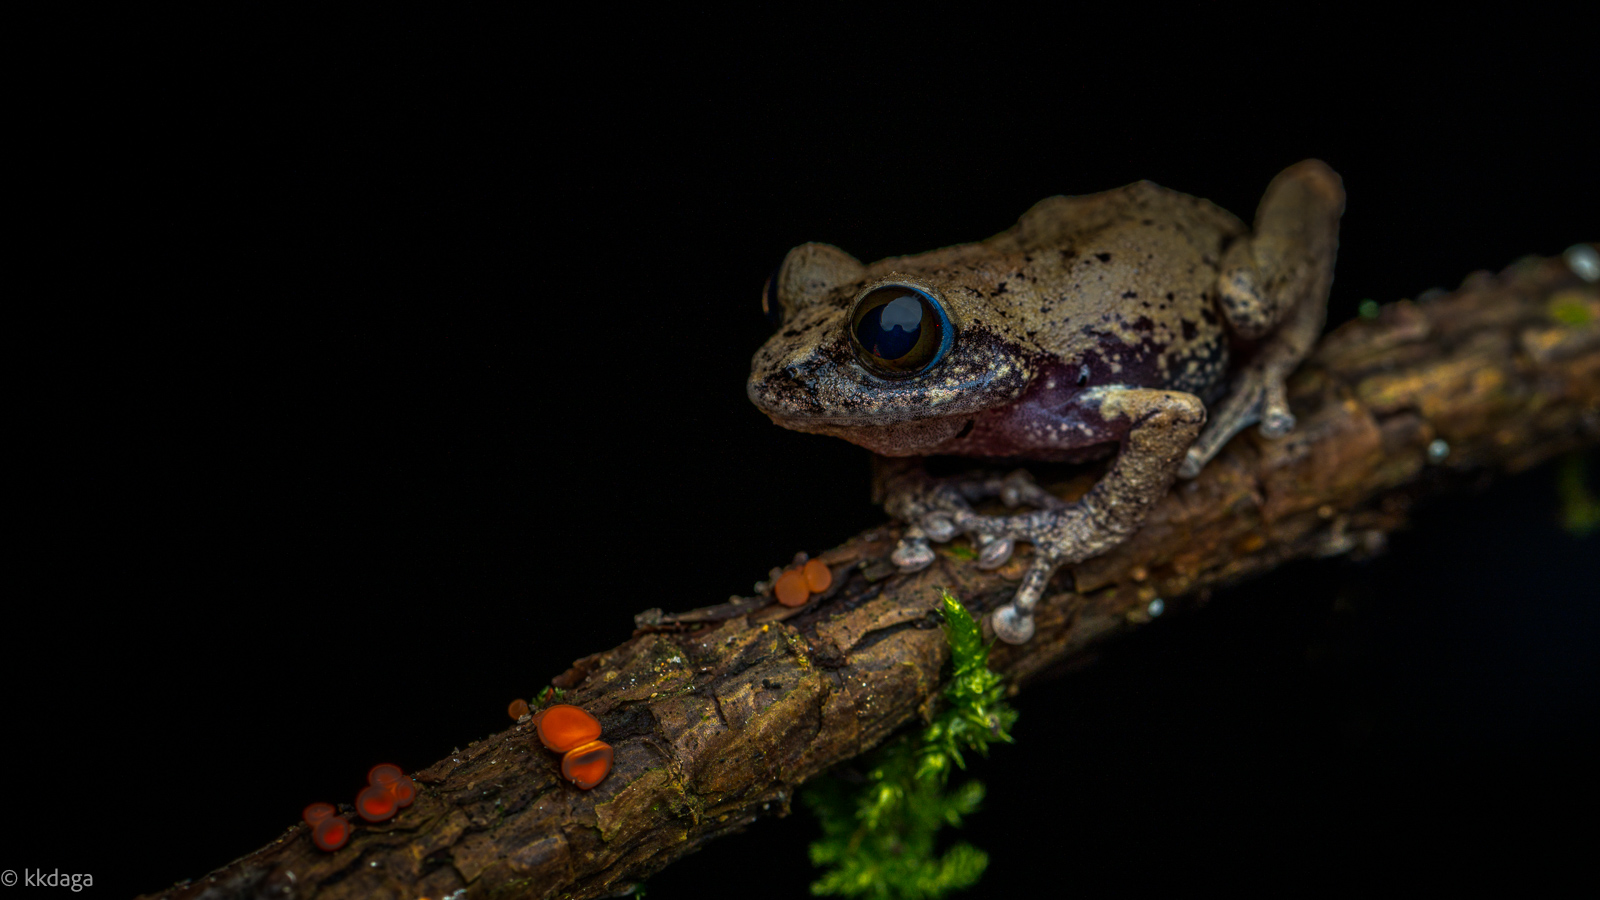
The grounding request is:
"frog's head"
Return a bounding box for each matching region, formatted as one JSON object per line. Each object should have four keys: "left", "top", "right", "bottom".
{"left": 747, "top": 242, "right": 1031, "bottom": 456}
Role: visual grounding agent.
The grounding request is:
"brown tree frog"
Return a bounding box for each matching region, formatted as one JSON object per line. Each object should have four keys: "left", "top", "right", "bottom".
{"left": 748, "top": 161, "right": 1344, "bottom": 643}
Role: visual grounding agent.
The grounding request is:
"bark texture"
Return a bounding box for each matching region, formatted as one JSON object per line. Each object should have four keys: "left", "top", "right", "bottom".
{"left": 145, "top": 249, "right": 1600, "bottom": 900}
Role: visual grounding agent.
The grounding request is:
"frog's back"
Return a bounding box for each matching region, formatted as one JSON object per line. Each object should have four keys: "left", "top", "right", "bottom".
{"left": 992, "top": 179, "right": 1245, "bottom": 255}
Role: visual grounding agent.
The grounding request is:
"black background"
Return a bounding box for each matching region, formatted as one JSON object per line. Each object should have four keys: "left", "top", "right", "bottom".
{"left": 12, "top": 10, "right": 1597, "bottom": 897}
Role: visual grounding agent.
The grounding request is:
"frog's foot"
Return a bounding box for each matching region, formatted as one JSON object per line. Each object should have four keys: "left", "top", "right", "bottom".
{"left": 1182, "top": 160, "right": 1342, "bottom": 479}
{"left": 1180, "top": 357, "right": 1293, "bottom": 478}
{"left": 884, "top": 388, "right": 1205, "bottom": 644}
{"left": 885, "top": 469, "right": 1060, "bottom": 573}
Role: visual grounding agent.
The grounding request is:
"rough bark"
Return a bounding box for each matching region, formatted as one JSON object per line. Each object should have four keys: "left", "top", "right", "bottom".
{"left": 144, "top": 249, "right": 1600, "bottom": 900}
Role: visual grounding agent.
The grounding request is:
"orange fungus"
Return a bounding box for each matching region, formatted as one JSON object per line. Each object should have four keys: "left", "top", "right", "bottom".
{"left": 560, "top": 740, "right": 614, "bottom": 790}
{"left": 536, "top": 704, "right": 603, "bottom": 753}
{"left": 508, "top": 698, "right": 531, "bottom": 720}
{"left": 302, "top": 801, "right": 336, "bottom": 828}
{"left": 312, "top": 815, "right": 351, "bottom": 851}
{"left": 774, "top": 569, "right": 809, "bottom": 607}
{"left": 356, "top": 784, "right": 398, "bottom": 822}
{"left": 803, "top": 559, "right": 832, "bottom": 593}
{"left": 389, "top": 777, "right": 417, "bottom": 808}
{"left": 368, "top": 763, "right": 404, "bottom": 787}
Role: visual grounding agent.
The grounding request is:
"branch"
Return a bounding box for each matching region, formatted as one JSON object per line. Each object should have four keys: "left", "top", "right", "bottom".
{"left": 143, "top": 248, "right": 1599, "bottom": 900}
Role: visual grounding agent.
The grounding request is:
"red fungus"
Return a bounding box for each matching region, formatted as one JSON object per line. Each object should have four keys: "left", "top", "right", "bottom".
{"left": 356, "top": 784, "right": 398, "bottom": 822}
{"left": 368, "top": 763, "right": 404, "bottom": 787}
{"left": 389, "top": 777, "right": 417, "bottom": 808}
{"left": 560, "top": 740, "right": 614, "bottom": 790}
{"left": 803, "top": 559, "right": 833, "bottom": 592}
{"left": 536, "top": 704, "right": 602, "bottom": 753}
{"left": 508, "top": 698, "right": 531, "bottom": 720}
{"left": 302, "top": 801, "right": 336, "bottom": 828}
{"left": 312, "top": 815, "right": 351, "bottom": 851}
{"left": 774, "top": 569, "right": 809, "bottom": 607}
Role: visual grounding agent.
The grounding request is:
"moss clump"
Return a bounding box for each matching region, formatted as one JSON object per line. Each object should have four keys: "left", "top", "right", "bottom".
{"left": 1558, "top": 452, "right": 1600, "bottom": 536}
{"left": 1548, "top": 290, "right": 1595, "bottom": 326}
{"left": 804, "top": 590, "right": 1017, "bottom": 899}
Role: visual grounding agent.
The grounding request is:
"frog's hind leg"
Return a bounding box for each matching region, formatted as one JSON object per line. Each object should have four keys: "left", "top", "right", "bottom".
{"left": 879, "top": 388, "right": 1206, "bottom": 644}
{"left": 1179, "top": 160, "right": 1344, "bottom": 479}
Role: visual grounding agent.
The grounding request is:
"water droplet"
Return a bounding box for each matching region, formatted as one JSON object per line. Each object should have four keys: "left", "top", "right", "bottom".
{"left": 1565, "top": 244, "right": 1599, "bottom": 283}
{"left": 1427, "top": 439, "right": 1450, "bottom": 462}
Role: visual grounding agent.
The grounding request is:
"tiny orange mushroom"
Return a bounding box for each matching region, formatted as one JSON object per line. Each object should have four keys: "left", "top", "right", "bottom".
{"left": 536, "top": 704, "right": 603, "bottom": 753}
{"left": 302, "top": 801, "right": 336, "bottom": 828}
{"left": 508, "top": 698, "right": 531, "bottom": 720}
{"left": 367, "top": 764, "right": 403, "bottom": 788}
{"left": 803, "top": 559, "right": 832, "bottom": 593}
{"left": 560, "top": 740, "right": 614, "bottom": 789}
{"left": 389, "top": 777, "right": 416, "bottom": 808}
{"left": 774, "top": 569, "right": 810, "bottom": 607}
{"left": 355, "top": 784, "right": 398, "bottom": 822}
{"left": 312, "top": 815, "right": 351, "bottom": 851}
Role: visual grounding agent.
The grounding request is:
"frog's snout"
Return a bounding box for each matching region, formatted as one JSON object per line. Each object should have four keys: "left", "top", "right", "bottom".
{"left": 747, "top": 360, "right": 820, "bottom": 419}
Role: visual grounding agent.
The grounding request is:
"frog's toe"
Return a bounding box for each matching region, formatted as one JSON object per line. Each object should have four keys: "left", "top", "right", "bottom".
{"left": 921, "top": 514, "right": 958, "bottom": 542}
{"left": 991, "top": 602, "right": 1035, "bottom": 644}
{"left": 891, "top": 531, "right": 936, "bottom": 572}
{"left": 1258, "top": 379, "right": 1295, "bottom": 438}
{"left": 1259, "top": 409, "right": 1295, "bottom": 438}
{"left": 999, "top": 469, "right": 1066, "bottom": 510}
{"left": 989, "top": 554, "right": 1056, "bottom": 644}
{"left": 975, "top": 534, "right": 1014, "bottom": 569}
{"left": 1178, "top": 448, "right": 1207, "bottom": 480}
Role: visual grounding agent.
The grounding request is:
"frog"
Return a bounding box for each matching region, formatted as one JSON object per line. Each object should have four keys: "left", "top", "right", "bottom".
{"left": 747, "top": 160, "right": 1344, "bottom": 644}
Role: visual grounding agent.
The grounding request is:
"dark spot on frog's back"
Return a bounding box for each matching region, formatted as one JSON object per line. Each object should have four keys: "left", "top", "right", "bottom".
{"left": 993, "top": 282, "right": 1008, "bottom": 295}
{"left": 1182, "top": 319, "right": 1198, "bottom": 340}
{"left": 1131, "top": 316, "right": 1155, "bottom": 332}
{"left": 1121, "top": 290, "right": 1138, "bottom": 299}
{"left": 1095, "top": 252, "right": 1112, "bottom": 263}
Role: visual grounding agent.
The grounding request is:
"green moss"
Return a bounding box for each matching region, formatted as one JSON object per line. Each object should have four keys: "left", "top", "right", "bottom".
{"left": 803, "top": 590, "right": 1016, "bottom": 898}
{"left": 1558, "top": 452, "right": 1600, "bottom": 536}
{"left": 1549, "top": 291, "right": 1594, "bottom": 326}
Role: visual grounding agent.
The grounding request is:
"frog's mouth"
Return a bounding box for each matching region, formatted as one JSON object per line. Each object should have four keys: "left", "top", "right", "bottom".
{"left": 746, "top": 357, "right": 1008, "bottom": 426}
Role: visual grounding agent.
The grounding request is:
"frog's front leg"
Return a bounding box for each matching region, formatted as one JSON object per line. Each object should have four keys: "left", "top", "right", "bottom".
{"left": 1180, "top": 159, "right": 1344, "bottom": 478}
{"left": 882, "top": 387, "right": 1206, "bottom": 644}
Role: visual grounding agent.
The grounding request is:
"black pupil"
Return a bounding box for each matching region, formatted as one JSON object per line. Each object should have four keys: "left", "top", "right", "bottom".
{"left": 856, "top": 292, "right": 925, "bottom": 360}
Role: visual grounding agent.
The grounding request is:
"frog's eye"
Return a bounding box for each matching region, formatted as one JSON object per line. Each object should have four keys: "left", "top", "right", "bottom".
{"left": 761, "top": 266, "right": 783, "bottom": 329}
{"left": 849, "top": 284, "right": 952, "bottom": 378}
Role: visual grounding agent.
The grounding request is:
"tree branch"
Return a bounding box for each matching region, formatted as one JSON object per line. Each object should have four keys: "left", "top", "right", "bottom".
{"left": 143, "top": 248, "right": 1599, "bottom": 900}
